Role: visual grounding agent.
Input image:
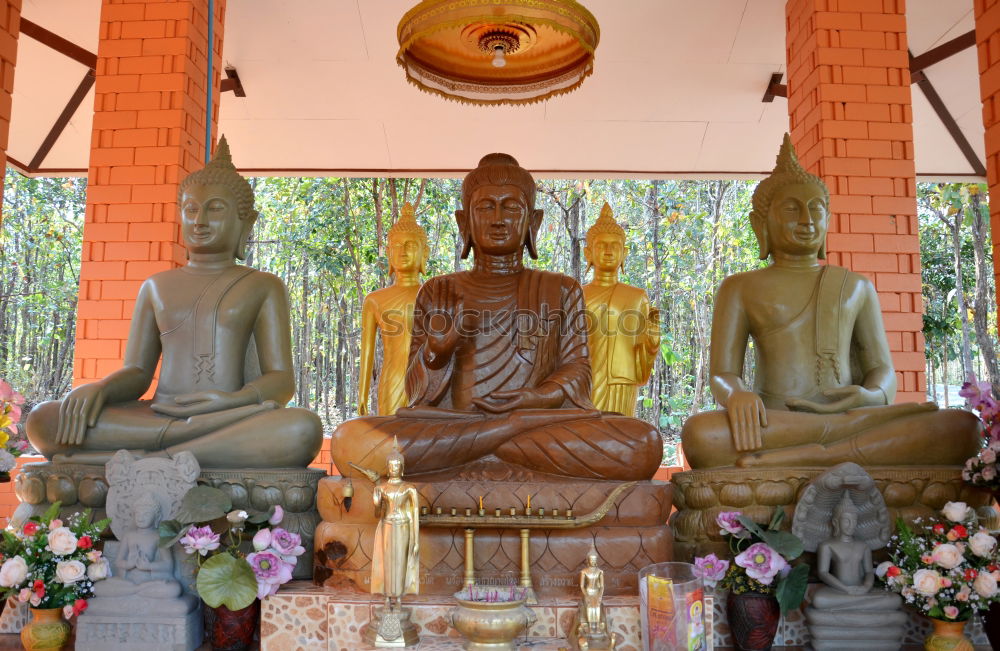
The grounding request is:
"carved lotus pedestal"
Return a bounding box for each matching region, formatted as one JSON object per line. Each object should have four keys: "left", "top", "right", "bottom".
{"left": 13, "top": 462, "right": 324, "bottom": 578}
{"left": 670, "top": 466, "right": 996, "bottom": 562}
{"left": 313, "top": 475, "right": 673, "bottom": 597}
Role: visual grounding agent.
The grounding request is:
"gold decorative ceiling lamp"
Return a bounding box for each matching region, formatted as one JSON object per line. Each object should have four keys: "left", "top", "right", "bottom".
{"left": 396, "top": 0, "right": 600, "bottom": 105}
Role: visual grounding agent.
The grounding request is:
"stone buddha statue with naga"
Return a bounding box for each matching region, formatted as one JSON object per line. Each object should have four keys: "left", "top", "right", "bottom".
{"left": 331, "top": 153, "right": 663, "bottom": 481}
{"left": 317, "top": 154, "right": 672, "bottom": 596}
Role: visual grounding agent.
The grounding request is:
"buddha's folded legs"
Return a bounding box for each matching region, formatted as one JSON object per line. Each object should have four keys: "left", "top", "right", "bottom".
{"left": 331, "top": 409, "right": 662, "bottom": 480}
{"left": 682, "top": 403, "right": 980, "bottom": 469}
{"left": 27, "top": 400, "right": 323, "bottom": 468}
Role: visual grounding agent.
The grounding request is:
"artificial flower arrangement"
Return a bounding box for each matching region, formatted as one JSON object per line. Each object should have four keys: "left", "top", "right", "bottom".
{"left": 0, "top": 379, "right": 30, "bottom": 481}
{"left": 960, "top": 376, "right": 1000, "bottom": 490}
{"left": 0, "top": 502, "right": 110, "bottom": 619}
{"left": 877, "top": 501, "right": 1000, "bottom": 622}
{"left": 693, "top": 509, "right": 809, "bottom": 613}
{"left": 158, "top": 485, "right": 303, "bottom": 611}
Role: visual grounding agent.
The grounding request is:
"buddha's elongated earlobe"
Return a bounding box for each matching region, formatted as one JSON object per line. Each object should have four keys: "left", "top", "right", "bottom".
{"left": 750, "top": 211, "right": 769, "bottom": 261}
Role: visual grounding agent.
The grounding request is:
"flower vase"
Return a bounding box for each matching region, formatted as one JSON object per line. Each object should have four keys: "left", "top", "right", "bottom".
{"left": 20, "top": 607, "right": 71, "bottom": 651}
{"left": 210, "top": 600, "right": 260, "bottom": 651}
{"left": 924, "top": 618, "right": 973, "bottom": 651}
{"left": 726, "top": 592, "right": 780, "bottom": 651}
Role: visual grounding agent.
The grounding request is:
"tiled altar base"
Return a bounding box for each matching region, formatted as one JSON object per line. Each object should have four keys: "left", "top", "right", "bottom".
{"left": 261, "top": 581, "right": 642, "bottom": 651}
{"left": 263, "top": 582, "right": 993, "bottom": 651}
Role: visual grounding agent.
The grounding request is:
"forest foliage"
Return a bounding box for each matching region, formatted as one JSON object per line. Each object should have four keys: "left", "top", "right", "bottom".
{"left": 0, "top": 171, "right": 995, "bottom": 465}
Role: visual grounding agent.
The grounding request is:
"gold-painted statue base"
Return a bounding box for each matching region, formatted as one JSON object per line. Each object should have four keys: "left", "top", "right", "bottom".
{"left": 361, "top": 606, "right": 419, "bottom": 648}
{"left": 567, "top": 604, "right": 619, "bottom": 650}
{"left": 670, "top": 465, "right": 996, "bottom": 562}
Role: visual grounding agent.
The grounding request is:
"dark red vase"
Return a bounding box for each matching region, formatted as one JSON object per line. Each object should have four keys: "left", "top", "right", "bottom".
{"left": 726, "top": 591, "right": 780, "bottom": 651}
{"left": 210, "top": 600, "right": 260, "bottom": 651}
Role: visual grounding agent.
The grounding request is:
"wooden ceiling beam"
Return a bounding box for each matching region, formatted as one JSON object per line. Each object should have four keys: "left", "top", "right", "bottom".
{"left": 28, "top": 70, "right": 95, "bottom": 171}
{"left": 910, "top": 30, "right": 976, "bottom": 75}
{"left": 18, "top": 18, "right": 96, "bottom": 70}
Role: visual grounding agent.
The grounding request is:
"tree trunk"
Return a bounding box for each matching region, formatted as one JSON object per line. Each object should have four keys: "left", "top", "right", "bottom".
{"left": 968, "top": 190, "right": 1000, "bottom": 393}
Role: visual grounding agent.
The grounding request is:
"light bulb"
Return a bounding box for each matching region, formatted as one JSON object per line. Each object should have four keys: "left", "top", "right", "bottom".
{"left": 492, "top": 44, "right": 506, "bottom": 68}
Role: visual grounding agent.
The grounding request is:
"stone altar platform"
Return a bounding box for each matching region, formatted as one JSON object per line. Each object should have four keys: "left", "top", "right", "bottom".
{"left": 670, "top": 465, "right": 995, "bottom": 561}
{"left": 313, "top": 476, "right": 672, "bottom": 597}
{"left": 13, "top": 462, "right": 325, "bottom": 578}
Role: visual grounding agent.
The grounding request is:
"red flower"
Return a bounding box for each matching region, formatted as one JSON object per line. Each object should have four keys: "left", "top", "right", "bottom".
{"left": 948, "top": 525, "right": 969, "bottom": 540}
{"left": 22, "top": 522, "right": 38, "bottom": 536}
{"left": 72, "top": 599, "right": 87, "bottom": 616}
{"left": 933, "top": 523, "right": 946, "bottom": 535}
{"left": 886, "top": 566, "right": 902, "bottom": 578}
{"left": 991, "top": 564, "right": 1000, "bottom": 572}
{"left": 77, "top": 536, "right": 92, "bottom": 550}
{"left": 965, "top": 568, "right": 979, "bottom": 581}
{"left": 32, "top": 579, "right": 44, "bottom": 598}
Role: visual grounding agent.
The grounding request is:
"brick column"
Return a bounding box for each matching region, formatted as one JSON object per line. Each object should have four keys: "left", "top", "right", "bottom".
{"left": 785, "top": 0, "right": 925, "bottom": 403}
{"left": 975, "top": 0, "right": 1000, "bottom": 317}
{"left": 0, "top": 0, "right": 20, "bottom": 225}
{"left": 74, "top": 0, "right": 225, "bottom": 386}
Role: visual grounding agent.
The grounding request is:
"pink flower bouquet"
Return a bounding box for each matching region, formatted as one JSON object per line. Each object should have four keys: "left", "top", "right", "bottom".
{"left": 0, "top": 502, "right": 110, "bottom": 618}
{"left": 878, "top": 501, "right": 1000, "bottom": 621}
{"left": 694, "top": 509, "right": 808, "bottom": 613}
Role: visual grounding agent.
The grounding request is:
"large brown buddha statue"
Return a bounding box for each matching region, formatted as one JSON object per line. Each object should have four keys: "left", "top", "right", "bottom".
{"left": 317, "top": 154, "right": 673, "bottom": 597}
{"left": 26, "top": 138, "right": 323, "bottom": 468}
{"left": 331, "top": 154, "right": 663, "bottom": 481}
{"left": 680, "top": 135, "right": 980, "bottom": 469}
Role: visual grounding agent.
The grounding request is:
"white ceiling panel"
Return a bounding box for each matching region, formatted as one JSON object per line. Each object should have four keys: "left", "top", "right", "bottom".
{"left": 10, "top": 0, "right": 987, "bottom": 179}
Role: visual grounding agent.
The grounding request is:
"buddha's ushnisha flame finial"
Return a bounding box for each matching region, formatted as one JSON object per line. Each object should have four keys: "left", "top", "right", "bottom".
{"left": 210, "top": 134, "right": 235, "bottom": 169}
{"left": 388, "top": 202, "right": 428, "bottom": 245}
{"left": 586, "top": 202, "right": 626, "bottom": 245}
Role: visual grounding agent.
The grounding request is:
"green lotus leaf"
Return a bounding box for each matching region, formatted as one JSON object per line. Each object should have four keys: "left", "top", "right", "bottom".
{"left": 175, "top": 486, "right": 232, "bottom": 524}
{"left": 196, "top": 553, "right": 257, "bottom": 610}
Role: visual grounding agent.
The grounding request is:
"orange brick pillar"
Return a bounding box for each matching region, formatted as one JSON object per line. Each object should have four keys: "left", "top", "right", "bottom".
{"left": 74, "top": 0, "right": 225, "bottom": 386}
{"left": 975, "top": 0, "right": 1000, "bottom": 318}
{"left": 785, "top": 0, "right": 925, "bottom": 403}
{"left": 0, "top": 0, "right": 20, "bottom": 224}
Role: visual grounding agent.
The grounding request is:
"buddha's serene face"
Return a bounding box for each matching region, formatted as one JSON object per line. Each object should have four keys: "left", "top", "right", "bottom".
{"left": 765, "top": 183, "right": 828, "bottom": 257}
{"left": 134, "top": 498, "right": 158, "bottom": 529}
{"left": 181, "top": 183, "right": 245, "bottom": 256}
{"left": 587, "top": 554, "right": 598, "bottom": 567}
{"left": 468, "top": 184, "right": 532, "bottom": 256}
{"left": 387, "top": 456, "right": 403, "bottom": 478}
{"left": 586, "top": 233, "right": 625, "bottom": 273}
{"left": 389, "top": 233, "right": 425, "bottom": 274}
{"left": 832, "top": 511, "right": 857, "bottom": 538}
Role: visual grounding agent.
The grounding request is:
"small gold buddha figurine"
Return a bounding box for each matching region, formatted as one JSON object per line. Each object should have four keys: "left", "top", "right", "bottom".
{"left": 681, "top": 134, "right": 981, "bottom": 468}
{"left": 358, "top": 203, "right": 429, "bottom": 416}
{"left": 569, "top": 545, "right": 619, "bottom": 650}
{"left": 351, "top": 438, "right": 421, "bottom": 647}
{"left": 583, "top": 203, "right": 660, "bottom": 417}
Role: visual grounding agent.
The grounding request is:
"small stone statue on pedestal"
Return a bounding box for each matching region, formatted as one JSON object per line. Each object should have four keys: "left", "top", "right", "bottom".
{"left": 568, "top": 546, "right": 619, "bottom": 650}
{"left": 792, "top": 462, "right": 905, "bottom": 649}
{"left": 352, "top": 439, "right": 421, "bottom": 648}
{"left": 76, "top": 450, "right": 203, "bottom": 651}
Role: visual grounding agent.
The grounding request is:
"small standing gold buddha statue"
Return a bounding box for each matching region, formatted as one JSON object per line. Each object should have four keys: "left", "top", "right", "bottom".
{"left": 358, "top": 203, "right": 429, "bottom": 416}
{"left": 583, "top": 203, "right": 660, "bottom": 417}
{"left": 569, "top": 545, "right": 619, "bottom": 650}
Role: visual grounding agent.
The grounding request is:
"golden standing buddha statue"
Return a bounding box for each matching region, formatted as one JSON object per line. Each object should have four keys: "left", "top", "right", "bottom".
{"left": 583, "top": 203, "right": 660, "bottom": 417}
{"left": 358, "top": 203, "right": 429, "bottom": 416}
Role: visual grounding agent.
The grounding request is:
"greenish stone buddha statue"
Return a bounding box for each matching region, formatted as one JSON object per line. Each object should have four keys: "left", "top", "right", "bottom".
{"left": 26, "top": 137, "right": 323, "bottom": 468}
{"left": 681, "top": 135, "right": 980, "bottom": 469}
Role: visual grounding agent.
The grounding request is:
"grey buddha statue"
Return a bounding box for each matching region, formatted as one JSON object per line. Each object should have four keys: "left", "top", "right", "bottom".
{"left": 681, "top": 134, "right": 980, "bottom": 469}
{"left": 25, "top": 137, "right": 322, "bottom": 468}
{"left": 792, "top": 462, "right": 905, "bottom": 650}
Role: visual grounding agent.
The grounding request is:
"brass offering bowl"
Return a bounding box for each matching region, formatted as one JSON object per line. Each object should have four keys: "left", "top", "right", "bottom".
{"left": 450, "top": 589, "right": 536, "bottom": 651}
